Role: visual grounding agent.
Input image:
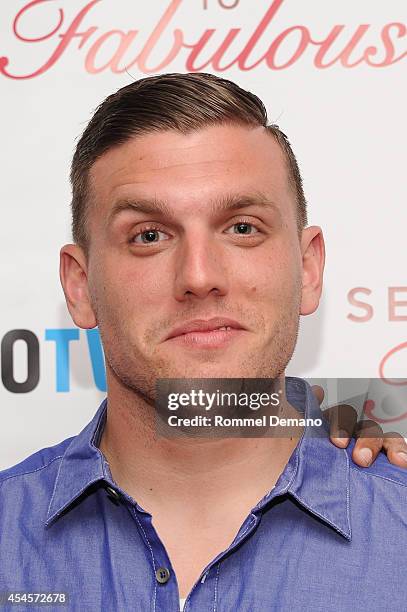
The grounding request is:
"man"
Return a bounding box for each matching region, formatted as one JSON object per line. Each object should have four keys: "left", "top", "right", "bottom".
{"left": 1, "top": 72, "right": 406, "bottom": 612}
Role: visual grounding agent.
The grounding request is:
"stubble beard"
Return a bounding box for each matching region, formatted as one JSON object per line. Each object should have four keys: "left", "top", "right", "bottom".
{"left": 99, "top": 292, "right": 302, "bottom": 408}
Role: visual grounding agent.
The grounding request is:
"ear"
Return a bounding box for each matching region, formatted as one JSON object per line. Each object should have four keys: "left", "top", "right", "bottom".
{"left": 59, "top": 244, "right": 97, "bottom": 329}
{"left": 300, "top": 226, "right": 325, "bottom": 316}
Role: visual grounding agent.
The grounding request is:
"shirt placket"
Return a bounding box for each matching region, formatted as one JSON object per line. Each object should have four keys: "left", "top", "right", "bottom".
{"left": 126, "top": 499, "right": 266, "bottom": 611}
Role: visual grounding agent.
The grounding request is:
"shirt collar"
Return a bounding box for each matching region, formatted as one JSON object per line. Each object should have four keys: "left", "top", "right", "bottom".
{"left": 45, "top": 398, "right": 111, "bottom": 527}
{"left": 255, "top": 376, "right": 351, "bottom": 540}
{"left": 46, "top": 378, "right": 351, "bottom": 540}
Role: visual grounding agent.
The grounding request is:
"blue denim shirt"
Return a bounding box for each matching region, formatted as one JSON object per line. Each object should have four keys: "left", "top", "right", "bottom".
{"left": 1, "top": 377, "right": 406, "bottom": 611}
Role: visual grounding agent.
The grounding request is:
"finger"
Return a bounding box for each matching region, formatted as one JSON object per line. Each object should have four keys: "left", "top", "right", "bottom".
{"left": 311, "top": 385, "right": 324, "bottom": 406}
{"left": 324, "top": 404, "right": 358, "bottom": 448}
{"left": 382, "top": 432, "right": 407, "bottom": 468}
{"left": 352, "top": 420, "right": 384, "bottom": 467}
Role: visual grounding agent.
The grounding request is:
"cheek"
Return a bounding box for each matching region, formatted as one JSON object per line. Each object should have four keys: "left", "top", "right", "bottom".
{"left": 99, "top": 257, "right": 168, "bottom": 316}
{"left": 244, "top": 246, "right": 301, "bottom": 299}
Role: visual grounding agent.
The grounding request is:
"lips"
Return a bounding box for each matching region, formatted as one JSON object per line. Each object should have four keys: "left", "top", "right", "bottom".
{"left": 165, "top": 317, "right": 246, "bottom": 341}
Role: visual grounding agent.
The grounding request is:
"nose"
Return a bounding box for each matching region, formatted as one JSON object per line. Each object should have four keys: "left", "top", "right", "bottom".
{"left": 173, "top": 228, "right": 229, "bottom": 302}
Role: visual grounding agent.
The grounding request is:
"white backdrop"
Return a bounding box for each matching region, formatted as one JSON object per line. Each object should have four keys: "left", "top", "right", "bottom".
{"left": 1, "top": 0, "right": 406, "bottom": 469}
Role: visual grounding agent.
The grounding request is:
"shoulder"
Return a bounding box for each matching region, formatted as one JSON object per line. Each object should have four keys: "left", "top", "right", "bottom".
{"left": 347, "top": 442, "right": 407, "bottom": 490}
{"left": 0, "top": 436, "right": 74, "bottom": 489}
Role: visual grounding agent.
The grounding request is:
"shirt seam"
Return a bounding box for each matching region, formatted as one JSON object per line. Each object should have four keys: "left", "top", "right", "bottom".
{"left": 46, "top": 443, "right": 73, "bottom": 519}
{"left": 349, "top": 464, "right": 407, "bottom": 488}
{"left": 344, "top": 448, "right": 352, "bottom": 537}
{"left": 288, "top": 447, "right": 351, "bottom": 540}
{"left": 234, "top": 516, "right": 256, "bottom": 542}
{"left": 289, "top": 490, "right": 350, "bottom": 539}
{"left": 0, "top": 453, "right": 65, "bottom": 486}
{"left": 212, "top": 562, "right": 221, "bottom": 612}
{"left": 131, "top": 507, "right": 158, "bottom": 612}
{"left": 253, "top": 420, "right": 302, "bottom": 513}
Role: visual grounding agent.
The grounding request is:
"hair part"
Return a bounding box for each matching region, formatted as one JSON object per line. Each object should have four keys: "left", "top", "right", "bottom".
{"left": 70, "top": 72, "right": 308, "bottom": 255}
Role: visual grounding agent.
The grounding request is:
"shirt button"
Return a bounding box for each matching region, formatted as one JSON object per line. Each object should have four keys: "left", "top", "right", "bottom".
{"left": 105, "top": 486, "right": 121, "bottom": 505}
{"left": 155, "top": 567, "right": 170, "bottom": 584}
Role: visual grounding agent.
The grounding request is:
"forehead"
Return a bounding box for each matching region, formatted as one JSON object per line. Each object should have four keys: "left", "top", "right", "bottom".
{"left": 88, "top": 124, "right": 295, "bottom": 219}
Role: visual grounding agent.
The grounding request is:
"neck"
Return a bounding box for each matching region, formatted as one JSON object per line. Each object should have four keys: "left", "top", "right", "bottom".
{"left": 98, "top": 371, "right": 303, "bottom": 513}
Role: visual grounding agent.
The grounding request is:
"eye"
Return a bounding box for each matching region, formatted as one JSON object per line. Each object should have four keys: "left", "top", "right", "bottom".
{"left": 224, "top": 221, "right": 261, "bottom": 236}
{"left": 130, "top": 226, "right": 170, "bottom": 245}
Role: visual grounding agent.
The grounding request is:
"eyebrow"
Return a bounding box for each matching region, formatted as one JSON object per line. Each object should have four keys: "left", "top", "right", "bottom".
{"left": 107, "top": 192, "right": 280, "bottom": 225}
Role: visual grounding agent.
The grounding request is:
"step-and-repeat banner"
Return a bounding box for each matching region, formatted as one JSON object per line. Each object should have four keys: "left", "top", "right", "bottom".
{"left": 1, "top": 0, "right": 406, "bottom": 468}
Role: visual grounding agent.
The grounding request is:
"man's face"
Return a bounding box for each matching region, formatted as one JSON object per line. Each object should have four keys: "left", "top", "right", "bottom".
{"left": 61, "top": 124, "right": 324, "bottom": 398}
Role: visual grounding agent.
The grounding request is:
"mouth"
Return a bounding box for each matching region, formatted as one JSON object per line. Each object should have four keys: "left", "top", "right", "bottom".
{"left": 164, "top": 317, "right": 247, "bottom": 348}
